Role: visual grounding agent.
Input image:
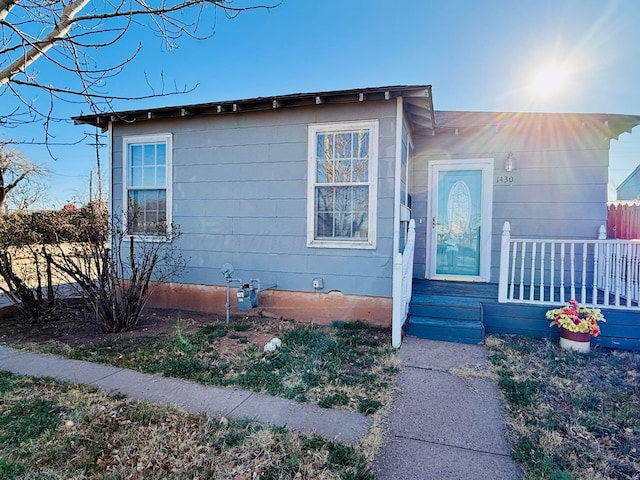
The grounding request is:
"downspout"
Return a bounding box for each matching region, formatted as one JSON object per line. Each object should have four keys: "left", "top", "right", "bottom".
{"left": 392, "top": 97, "right": 404, "bottom": 348}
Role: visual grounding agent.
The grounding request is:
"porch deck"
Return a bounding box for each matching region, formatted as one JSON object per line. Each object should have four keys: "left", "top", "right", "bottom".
{"left": 408, "top": 279, "right": 640, "bottom": 351}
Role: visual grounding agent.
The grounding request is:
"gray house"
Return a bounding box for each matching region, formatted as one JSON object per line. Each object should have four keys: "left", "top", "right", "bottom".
{"left": 75, "top": 85, "right": 640, "bottom": 349}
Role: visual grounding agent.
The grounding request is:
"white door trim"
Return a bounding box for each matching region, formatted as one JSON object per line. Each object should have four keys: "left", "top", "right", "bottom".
{"left": 426, "top": 158, "right": 494, "bottom": 281}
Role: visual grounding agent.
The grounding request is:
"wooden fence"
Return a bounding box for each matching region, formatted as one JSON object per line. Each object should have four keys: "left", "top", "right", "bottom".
{"left": 608, "top": 202, "right": 640, "bottom": 239}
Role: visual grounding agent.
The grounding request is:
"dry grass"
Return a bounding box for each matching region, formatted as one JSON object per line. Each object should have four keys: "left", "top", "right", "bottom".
{"left": 0, "top": 372, "right": 372, "bottom": 479}
{"left": 0, "top": 302, "right": 401, "bottom": 478}
{"left": 486, "top": 335, "right": 640, "bottom": 480}
{"left": 14, "top": 316, "right": 398, "bottom": 416}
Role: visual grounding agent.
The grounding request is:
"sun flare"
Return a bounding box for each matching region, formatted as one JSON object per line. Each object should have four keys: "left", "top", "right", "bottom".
{"left": 528, "top": 64, "right": 570, "bottom": 98}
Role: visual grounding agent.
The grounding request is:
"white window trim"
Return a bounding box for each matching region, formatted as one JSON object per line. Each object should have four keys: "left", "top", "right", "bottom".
{"left": 122, "top": 133, "right": 173, "bottom": 241}
{"left": 306, "top": 120, "right": 378, "bottom": 249}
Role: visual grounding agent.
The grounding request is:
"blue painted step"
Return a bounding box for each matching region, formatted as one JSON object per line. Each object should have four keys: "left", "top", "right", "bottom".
{"left": 406, "top": 294, "right": 484, "bottom": 344}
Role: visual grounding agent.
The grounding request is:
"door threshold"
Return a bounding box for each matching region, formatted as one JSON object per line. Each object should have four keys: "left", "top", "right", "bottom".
{"left": 428, "top": 275, "right": 488, "bottom": 283}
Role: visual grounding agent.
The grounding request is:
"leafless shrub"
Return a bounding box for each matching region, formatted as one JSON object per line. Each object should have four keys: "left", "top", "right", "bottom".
{"left": 0, "top": 206, "right": 97, "bottom": 320}
{"left": 0, "top": 201, "right": 186, "bottom": 331}
{"left": 49, "top": 210, "right": 187, "bottom": 333}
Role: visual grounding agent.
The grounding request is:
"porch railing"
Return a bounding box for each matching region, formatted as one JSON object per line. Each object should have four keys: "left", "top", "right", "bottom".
{"left": 498, "top": 221, "right": 640, "bottom": 309}
{"left": 392, "top": 219, "right": 416, "bottom": 348}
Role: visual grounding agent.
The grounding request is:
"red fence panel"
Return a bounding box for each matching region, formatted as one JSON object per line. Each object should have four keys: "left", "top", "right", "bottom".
{"left": 608, "top": 202, "right": 640, "bottom": 239}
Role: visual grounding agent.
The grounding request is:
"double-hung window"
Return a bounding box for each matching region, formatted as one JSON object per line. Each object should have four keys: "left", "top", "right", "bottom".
{"left": 124, "top": 134, "right": 172, "bottom": 236}
{"left": 307, "top": 121, "right": 378, "bottom": 248}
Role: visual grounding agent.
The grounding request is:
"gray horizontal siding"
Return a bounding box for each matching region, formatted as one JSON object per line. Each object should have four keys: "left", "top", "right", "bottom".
{"left": 111, "top": 101, "right": 399, "bottom": 298}
{"left": 410, "top": 122, "right": 611, "bottom": 282}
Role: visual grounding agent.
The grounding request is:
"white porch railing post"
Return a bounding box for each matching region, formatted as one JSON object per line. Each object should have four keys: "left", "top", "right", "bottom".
{"left": 404, "top": 220, "right": 416, "bottom": 313}
{"left": 598, "top": 225, "right": 607, "bottom": 240}
{"left": 500, "top": 222, "right": 640, "bottom": 311}
{"left": 498, "top": 221, "right": 511, "bottom": 303}
{"left": 392, "top": 252, "right": 403, "bottom": 349}
{"left": 392, "top": 219, "right": 416, "bottom": 349}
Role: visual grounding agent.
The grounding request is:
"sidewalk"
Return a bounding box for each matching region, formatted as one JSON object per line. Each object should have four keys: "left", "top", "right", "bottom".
{"left": 0, "top": 345, "right": 370, "bottom": 445}
{"left": 371, "top": 336, "right": 521, "bottom": 479}
{"left": 0, "top": 337, "right": 521, "bottom": 478}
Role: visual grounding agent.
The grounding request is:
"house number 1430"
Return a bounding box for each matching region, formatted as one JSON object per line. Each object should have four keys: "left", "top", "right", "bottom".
{"left": 496, "top": 176, "right": 514, "bottom": 184}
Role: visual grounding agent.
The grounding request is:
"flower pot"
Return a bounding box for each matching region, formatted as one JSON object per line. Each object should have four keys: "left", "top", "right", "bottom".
{"left": 559, "top": 328, "right": 590, "bottom": 353}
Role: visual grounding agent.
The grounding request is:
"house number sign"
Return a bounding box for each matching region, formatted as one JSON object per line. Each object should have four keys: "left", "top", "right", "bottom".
{"left": 496, "top": 175, "right": 514, "bottom": 184}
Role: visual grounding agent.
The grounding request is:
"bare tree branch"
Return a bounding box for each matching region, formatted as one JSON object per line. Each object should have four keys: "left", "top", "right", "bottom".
{"left": 0, "top": 146, "right": 48, "bottom": 210}
{"left": 1, "top": 0, "right": 278, "bottom": 147}
{"left": 0, "top": 0, "right": 91, "bottom": 88}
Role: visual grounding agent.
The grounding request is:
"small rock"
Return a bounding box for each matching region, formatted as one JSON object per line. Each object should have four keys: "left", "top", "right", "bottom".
{"left": 264, "top": 337, "right": 282, "bottom": 352}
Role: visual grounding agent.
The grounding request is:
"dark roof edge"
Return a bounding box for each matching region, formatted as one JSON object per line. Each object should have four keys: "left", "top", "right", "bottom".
{"left": 72, "top": 85, "right": 433, "bottom": 129}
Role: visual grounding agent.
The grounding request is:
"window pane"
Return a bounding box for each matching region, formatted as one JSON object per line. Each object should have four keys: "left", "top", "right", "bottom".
{"left": 357, "top": 131, "right": 369, "bottom": 158}
{"left": 129, "top": 166, "right": 140, "bottom": 187}
{"left": 128, "top": 141, "right": 168, "bottom": 188}
{"left": 316, "top": 155, "right": 329, "bottom": 184}
{"left": 352, "top": 186, "right": 369, "bottom": 238}
{"left": 143, "top": 144, "right": 156, "bottom": 165}
{"left": 353, "top": 186, "right": 369, "bottom": 213}
{"left": 334, "top": 186, "right": 351, "bottom": 213}
{"left": 316, "top": 212, "right": 333, "bottom": 238}
{"left": 314, "top": 185, "right": 368, "bottom": 240}
{"left": 315, "top": 187, "right": 334, "bottom": 239}
{"left": 156, "top": 166, "right": 166, "bottom": 186}
{"left": 156, "top": 144, "right": 166, "bottom": 165}
{"left": 130, "top": 145, "right": 142, "bottom": 167}
{"left": 316, "top": 134, "right": 326, "bottom": 161}
{"left": 316, "top": 133, "right": 333, "bottom": 183}
{"left": 334, "top": 212, "right": 352, "bottom": 238}
{"left": 354, "top": 131, "right": 369, "bottom": 181}
{"left": 353, "top": 158, "right": 368, "bottom": 182}
{"left": 335, "top": 132, "right": 351, "bottom": 159}
{"left": 335, "top": 159, "right": 351, "bottom": 183}
{"left": 143, "top": 166, "right": 156, "bottom": 187}
{"left": 127, "top": 189, "right": 167, "bottom": 234}
{"left": 353, "top": 210, "right": 368, "bottom": 238}
{"left": 316, "top": 186, "right": 332, "bottom": 212}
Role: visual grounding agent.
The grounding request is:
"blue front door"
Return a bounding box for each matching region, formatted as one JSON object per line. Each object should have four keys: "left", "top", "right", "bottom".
{"left": 428, "top": 160, "right": 494, "bottom": 281}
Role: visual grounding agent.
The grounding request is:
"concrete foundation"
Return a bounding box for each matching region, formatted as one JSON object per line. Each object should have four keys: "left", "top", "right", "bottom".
{"left": 147, "top": 282, "right": 392, "bottom": 327}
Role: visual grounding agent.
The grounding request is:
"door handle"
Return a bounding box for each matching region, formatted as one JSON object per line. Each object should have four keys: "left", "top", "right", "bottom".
{"left": 432, "top": 217, "right": 441, "bottom": 228}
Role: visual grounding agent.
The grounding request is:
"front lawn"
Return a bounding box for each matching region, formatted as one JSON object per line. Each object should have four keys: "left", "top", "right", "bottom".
{"left": 0, "top": 371, "right": 371, "bottom": 479}
{"left": 2, "top": 310, "right": 399, "bottom": 415}
{"left": 487, "top": 335, "right": 640, "bottom": 480}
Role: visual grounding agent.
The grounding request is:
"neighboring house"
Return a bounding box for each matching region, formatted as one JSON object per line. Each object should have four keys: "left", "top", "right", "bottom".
{"left": 74, "top": 85, "right": 640, "bottom": 350}
{"left": 617, "top": 164, "right": 640, "bottom": 200}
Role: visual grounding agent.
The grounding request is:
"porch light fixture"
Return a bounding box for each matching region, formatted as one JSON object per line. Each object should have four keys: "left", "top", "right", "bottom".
{"left": 504, "top": 152, "right": 515, "bottom": 172}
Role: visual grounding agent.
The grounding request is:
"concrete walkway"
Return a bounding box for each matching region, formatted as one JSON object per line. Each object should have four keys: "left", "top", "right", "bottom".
{"left": 371, "top": 336, "right": 521, "bottom": 479}
{"left": 0, "top": 345, "right": 370, "bottom": 445}
{"left": 0, "top": 337, "right": 521, "bottom": 478}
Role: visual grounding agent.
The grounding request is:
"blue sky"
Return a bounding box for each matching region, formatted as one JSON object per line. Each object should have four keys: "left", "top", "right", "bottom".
{"left": 9, "top": 0, "right": 640, "bottom": 206}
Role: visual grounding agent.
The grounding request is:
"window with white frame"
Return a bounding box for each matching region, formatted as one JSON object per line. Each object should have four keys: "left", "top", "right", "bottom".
{"left": 307, "top": 121, "right": 378, "bottom": 248}
{"left": 123, "top": 134, "right": 172, "bottom": 236}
